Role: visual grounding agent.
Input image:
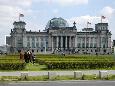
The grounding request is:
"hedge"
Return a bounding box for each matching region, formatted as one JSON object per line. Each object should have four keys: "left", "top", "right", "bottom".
{"left": 45, "top": 61, "right": 115, "bottom": 69}
{"left": 35, "top": 55, "right": 115, "bottom": 69}
{"left": 0, "top": 62, "right": 26, "bottom": 70}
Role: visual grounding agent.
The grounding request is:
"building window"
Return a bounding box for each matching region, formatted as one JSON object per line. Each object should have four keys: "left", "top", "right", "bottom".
{"left": 91, "top": 37, "right": 93, "bottom": 42}
{"left": 32, "top": 36, "right": 35, "bottom": 41}
{"left": 27, "top": 36, "right": 30, "bottom": 41}
{"left": 103, "top": 27, "right": 105, "bottom": 30}
{"left": 41, "top": 37, "right": 44, "bottom": 41}
{"left": 77, "top": 43, "right": 81, "bottom": 48}
{"left": 32, "top": 42, "right": 35, "bottom": 48}
{"left": 102, "top": 37, "right": 106, "bottom": 43}
{"left": 41, "top": 42, "right": 44, "bottom": 48}
{"left": 90, "top": 43, "right": 93, "bottom": 48}
{"left": 36, "top": 42, "right": 39, "bottom": 48}
{"left": 82, "top": 37, "right": 85, "bottom": 42}
{"left": 86, "top": 38, "right": 89, "bottom": 42}
{"left": 94, "top": 38, "right": 97, "bottom": 43}
{"left": 94, "top": 43, "right": 97, "bottom": 48}
{"left": 27, "top": 42, "right": 30, "bottom": 47}
{"left": 46, "top": 42, "right": 48, "bottom": 47}
{"left": 82, "top": 43, "right": 85, "bottom": 48}
{"left": 36, "top": 37, "right": 39, "bottom": 41}
{"left": 103, "top": 44, "right": 105, "bottom": 48}
{"left": 86, "top": 43, "right": 89, "bottom": 48}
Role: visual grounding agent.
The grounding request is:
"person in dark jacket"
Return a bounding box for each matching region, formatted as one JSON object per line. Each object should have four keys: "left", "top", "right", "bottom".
{"left": 24, "top": 52, "right": 29, "bottom": 63}
{"left": 31, "top": 50, "right": 36, "bottom": 64}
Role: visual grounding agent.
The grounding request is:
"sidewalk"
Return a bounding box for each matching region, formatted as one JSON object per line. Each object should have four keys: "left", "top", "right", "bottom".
{"left": 0, "top": 70, "right": 115, "bottom": 76}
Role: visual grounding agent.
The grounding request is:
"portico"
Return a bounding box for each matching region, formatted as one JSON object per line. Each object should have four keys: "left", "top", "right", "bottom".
{"left": 51, "top": 36, "right": 75, "bottom": 50}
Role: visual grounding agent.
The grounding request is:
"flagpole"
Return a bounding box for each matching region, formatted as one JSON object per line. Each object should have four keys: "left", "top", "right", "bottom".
{"left": 101, "top": 16, "right": 106, "bottom": 23}
{"left": 19, "top": 13, "right": 24, "bottom": 21}
{"left": 19, "top": 16, "right": 20, "bottom": 21}
{"left": 87, "top": 22, "right": 88, "bottom": 28}
{"left": 19, "top": 13, "right": 20, "bottom": 21}
{"left": 101, "top": 17, "right": 102, "bottom": 23}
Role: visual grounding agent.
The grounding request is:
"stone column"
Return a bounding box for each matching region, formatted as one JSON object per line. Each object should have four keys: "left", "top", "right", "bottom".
{"left": 106, "top": 37, "right": 108, "bottom": 48}
{"left": 14, "top": 36, "right": 17, "bottom": 52}
{"left": 65, "top": 36, "right": 67, "bottom": 49}
{"left": 56, "top": 36, "right": 59, "bottom": 49}
{"left": 69, "top": 36, "right": 71, "bottom": 49}
{"left": 80, "top": 37, "right": 82, "bottom": 48}
{"left": 108, "top": 37, "right": 111, "bottom": 48}
{"left": 39, "top": 37, "right": 41, "bottom": 50}
{"left": 75, "top": 36, "right": 77, "bottom": 48}
{"left": 61, "top": 36, "right": 63, "bottom": 49}
{"left": 85, "top": 36, "right": 87, "bottom": 48}
{"left": 89, "top": 37, "right": 91, "bottom": 48}
{"left": 48, "top": 36, "right": 51, "bottom": 49}
{"left": 33, "top": 36, "right": 36, "bottom": 51}
{"left": 22, "top": 35, "right": 24, "bottom": 48}
{"left": 92, "top": 37, "right": 94, "bottom": 48}
{"left": 52, "top": 36, "right": 54, "bottom": 52}
{"left": 101, "top": 37, "right": 102, "bottom": 48}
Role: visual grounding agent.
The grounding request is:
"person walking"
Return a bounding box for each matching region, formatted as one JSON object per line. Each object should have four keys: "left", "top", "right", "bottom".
{"left": 27, "top": 50, "right": 32, "bottom": 63}
{"left": 19, "top": 49, "right": 24, "bottom": 61}
{"left": 31, "top": 50, "right": 36, "bottom": 64}
{"left": 24, "top": 52, "right": 28, "bottom": 63}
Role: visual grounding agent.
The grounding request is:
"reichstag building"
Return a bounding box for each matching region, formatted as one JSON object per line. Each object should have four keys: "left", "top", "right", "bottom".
{"left": 6, "top": 17, "right": 112, "bottom": 54}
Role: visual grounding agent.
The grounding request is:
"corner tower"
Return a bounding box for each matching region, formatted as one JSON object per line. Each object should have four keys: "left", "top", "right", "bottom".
{"left": 95, "top": 23, "right": 111, "bottom": 54}
{"left": 10, "top": 21, "right": 26, "bottom": 52}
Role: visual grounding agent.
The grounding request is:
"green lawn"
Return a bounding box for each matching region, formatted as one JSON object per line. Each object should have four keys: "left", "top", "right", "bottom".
{"left": 23, "top": 63, "right": 47, "bottom": 71}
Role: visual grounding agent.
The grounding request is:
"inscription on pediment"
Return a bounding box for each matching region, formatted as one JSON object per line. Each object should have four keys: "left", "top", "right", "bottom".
{"left": 53, "top": 30, "right": 75, "bottom": 34}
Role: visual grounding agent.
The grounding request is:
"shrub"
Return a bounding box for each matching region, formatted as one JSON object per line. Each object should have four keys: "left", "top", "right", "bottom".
{"left": 40, "top": 61, "right": 115, "bottom": 69}
{"left": 0, "top": 62, "right": 26, "bottom": 70}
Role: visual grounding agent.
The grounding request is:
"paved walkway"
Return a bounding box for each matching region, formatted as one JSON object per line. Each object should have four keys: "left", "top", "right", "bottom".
{"left": 4, "top": 81, "right": 115, "bottom": 86}
{"left": 0, "top": 70, "right": 115, "bottom": 76}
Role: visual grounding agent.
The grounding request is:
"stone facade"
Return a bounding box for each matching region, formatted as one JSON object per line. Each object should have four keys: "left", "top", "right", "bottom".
{"left": 6, "top": 17, "right": 112, "bottom": 54}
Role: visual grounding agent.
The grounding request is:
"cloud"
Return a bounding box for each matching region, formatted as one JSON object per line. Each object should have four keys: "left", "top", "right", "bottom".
{"left": 100, "top": 6, "right": 115, "bottom": 40}
{"left": 0, "top": 5, "right": 24, "bottom": 27}
{"left": 101, "top": 6, "right": 115, "bottom": 18}
{"left": 0, "top": 1, "right": 28, "bottom": 45}
{"left": 67, "top": 6, "right": 115, "bottom": 30}
{"left": 52, "top": 9, "right": 59, "bottom": 17}
{"left": 0, "top": 0, "right": 32, "bottom": 32}
{"left": 55, "top": 0, "right": 88, "bottom": 6}
{"left": 67, "top": 15, "right": 107, "bottom": 30}
{"left": 34, "top": 0, "right": 88, "bottom": 6}
{"left": 0, "top": 0, "right": 32, "bottom": 7}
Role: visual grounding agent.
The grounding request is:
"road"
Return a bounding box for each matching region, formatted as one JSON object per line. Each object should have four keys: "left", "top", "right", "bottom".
{"left": 0, "top": 81, "right": 115, "bottom": 86}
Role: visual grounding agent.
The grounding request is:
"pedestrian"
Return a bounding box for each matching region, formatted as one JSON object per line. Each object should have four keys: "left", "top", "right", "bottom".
{"left": 24, "top": 52, "right": 28, "bottom": 63}
{"left": 27, "top": 50, "right": 32, "bottom": 63}
{"left": 19, "top": 49, "right": 24, "bottom": 61}
{"left": 31, "top": 50, "right": 36, "bottom": 64}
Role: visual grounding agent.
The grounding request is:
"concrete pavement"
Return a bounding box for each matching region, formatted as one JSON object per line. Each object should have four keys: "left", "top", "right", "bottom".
{"left": 1, "top": 81, "right": 115, "bottom": 86}
{"left": 0, "top": 70, "right": 115, "bottom": 76}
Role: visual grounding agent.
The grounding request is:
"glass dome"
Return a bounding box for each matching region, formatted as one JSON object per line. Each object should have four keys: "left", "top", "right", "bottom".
{"left": 46, "top": 17, "right": 69, "bottom": 29}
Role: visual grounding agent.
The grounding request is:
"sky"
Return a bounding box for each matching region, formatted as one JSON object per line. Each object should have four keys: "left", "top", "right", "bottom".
{"left": 0, "top": 0, "right": 115, "bottom": 46}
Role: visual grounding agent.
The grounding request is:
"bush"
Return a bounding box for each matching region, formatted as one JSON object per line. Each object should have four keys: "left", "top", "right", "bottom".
{"left": 0, "top": 55, "right": 26, "bottom": 70}
{"left": 41, "top": 61, "right": 115, "bottom": 69}
{"left": 36, "top": 55, "right": 115, "bottom": 70}
{"left": 0, "top": 62, "right": 26, "bottom": 70}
